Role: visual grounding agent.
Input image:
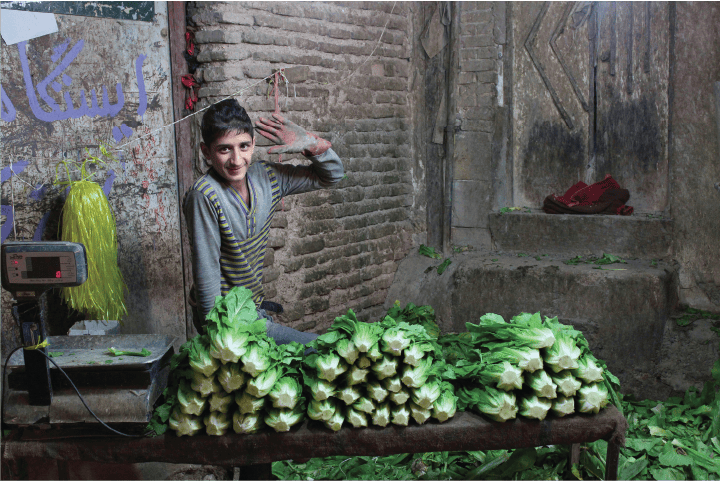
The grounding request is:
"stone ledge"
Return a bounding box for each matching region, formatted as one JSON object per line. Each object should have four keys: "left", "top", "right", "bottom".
{"left": 385, "top": 251, "right": 678, "bottom": 400}
{"left": 489, "top": 210, "right": 673, "bottom": 259}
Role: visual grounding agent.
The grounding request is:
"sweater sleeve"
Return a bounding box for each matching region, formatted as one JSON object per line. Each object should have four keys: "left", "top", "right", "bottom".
{"left": 269, "top": 148, "right": 345, "bottom": 197}
{"left": 183, "top": 188, "right": 222, "bottom": 321}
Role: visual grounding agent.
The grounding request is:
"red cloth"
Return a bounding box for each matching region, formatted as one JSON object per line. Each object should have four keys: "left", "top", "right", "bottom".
{"left": 182, "top": 74, "right": 199, "bottom": 110}
{"left": 185, "top": 31, "right": 195, "bottom": 56}
{"left": 543, "top": 174, "right": 634, "bottom": 215}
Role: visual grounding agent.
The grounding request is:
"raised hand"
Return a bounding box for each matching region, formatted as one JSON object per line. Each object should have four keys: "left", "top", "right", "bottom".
{"left": 255, "top": 114, "right": 331, "bottom": 157}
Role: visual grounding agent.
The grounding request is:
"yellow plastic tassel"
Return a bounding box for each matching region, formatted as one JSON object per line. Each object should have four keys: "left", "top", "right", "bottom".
{"left": 59, "top": 179, "right": 128, "bottom": 322}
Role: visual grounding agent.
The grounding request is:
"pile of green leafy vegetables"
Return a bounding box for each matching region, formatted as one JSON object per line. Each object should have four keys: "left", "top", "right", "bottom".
{"left": 148, "top": 292, "right": 719, "bottom": 480}
{"left": 147, "top": 286, "right": 307, "bottom": 437}
{"left": 273, "top": 365, "right": 719, "bottom": 480}
{"left": 272, "top": 303, "right": 720, "bottom": 481}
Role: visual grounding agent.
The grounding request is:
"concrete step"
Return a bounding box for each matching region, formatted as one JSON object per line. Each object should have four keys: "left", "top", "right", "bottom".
{"left": 488, "top": 210, "right": 673, "bottom": 259}
{"left": 385, "top": 250, "right": 680, "bottom": 400}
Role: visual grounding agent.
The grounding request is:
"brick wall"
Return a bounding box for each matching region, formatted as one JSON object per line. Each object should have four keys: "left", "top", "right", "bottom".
{"left": 185, "top": 2, "right": 419, "bottom": 331}
{"left": 451, "top": 1, "right": 507, "bottom": 249}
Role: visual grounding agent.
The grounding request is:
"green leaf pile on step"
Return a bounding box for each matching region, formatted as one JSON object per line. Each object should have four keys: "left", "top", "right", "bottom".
{"left": 147, "top": 287, "right": 307, "bottom": 437}
{"left": 302, "top": 309, "right": 457, "bottom": 431}
{"left": 453, "top": 311, "right": 621, "bottom": 422}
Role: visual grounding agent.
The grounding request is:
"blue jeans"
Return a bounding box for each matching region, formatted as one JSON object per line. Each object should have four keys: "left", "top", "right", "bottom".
{"left": 258, "top": 309, "right": 319, "bottom": 346}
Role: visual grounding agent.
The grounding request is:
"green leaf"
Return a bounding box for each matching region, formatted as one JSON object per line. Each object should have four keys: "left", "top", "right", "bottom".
{"left": 690, "top": 464, "right": 710, "bottom": 481}
{"left": 419, "top": 244, "right": 442, "bottom": 259}
{"left": 517, "top": 253, "right": 529, "bottom": 257}
{"left": 619, "top": 456, "right": 649, "bottom": 480}
{"left": 105, "top": 359, "right": 113, "bottom": 364}
{"left": 48, "top": 352, "right": 64, "bottom": 357}
{"left": 491, "top": 448, "right": 537, "bottom": 478}
{"left": 500, "top": 207, "right": 521, "bottom": 214}
{"left": 580, "top": 450, "right": 605, "bottom": 480}
{"left": 492, "top": 258, "right": 498, "bottom": 262}
{"left": 463, "top": 451, "right": 510, "bottom": 479}
{"left": 565, "top": 255, "right": 586, "bottom": 265}
{"left": 594, "top": 253, "right": 627, "bottom": 265}
{"left": 650, "top": 466, "right": 686, "bottom": 480}
{"left": 671, "top": 438, "right": 720, "bottom": 474}
{"left": 437, "top": 258, "right": 452, "bottom": 275}
{"left": 625, "top": 437, "right": 662, "bottom": 454}
{"left": 659, "top": 443, "right": 693, "bottom": 467}
{"left": 107, "top": 347, "right": 151, "bottom": 357}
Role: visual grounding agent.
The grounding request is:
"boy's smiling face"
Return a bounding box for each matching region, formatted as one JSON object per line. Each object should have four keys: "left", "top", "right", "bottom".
{"left": 201, "top": 130, "right": 255, "bottom": 190}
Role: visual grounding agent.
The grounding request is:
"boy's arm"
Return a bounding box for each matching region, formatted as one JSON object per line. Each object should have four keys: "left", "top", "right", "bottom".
{"left": 270, "top": 148, "right": 344, "bottom": 197}
{"left": 183, "top": 189, "right": 222, "bottom": 321}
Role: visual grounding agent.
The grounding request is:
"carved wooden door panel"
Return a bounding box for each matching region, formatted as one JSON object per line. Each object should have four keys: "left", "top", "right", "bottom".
{"left": 594, "top": 2, "right": 670, "bottom": 212}
{"left": 511, "top": 1, "right": 670, "bottom": 213}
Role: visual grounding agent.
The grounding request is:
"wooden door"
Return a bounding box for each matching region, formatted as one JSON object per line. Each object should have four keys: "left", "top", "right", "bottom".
{"left": 512, "top": 1, "right": 670, "bottom": 213}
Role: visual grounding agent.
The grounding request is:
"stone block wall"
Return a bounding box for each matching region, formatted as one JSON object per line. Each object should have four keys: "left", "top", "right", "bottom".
{"left": 185, "top": 2, "right": 420, "bottom": 331}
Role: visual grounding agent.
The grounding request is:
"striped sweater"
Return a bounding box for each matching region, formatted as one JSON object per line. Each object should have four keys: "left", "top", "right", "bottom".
{"left": 183, "top": 149, "right": 344, "bottom": 320}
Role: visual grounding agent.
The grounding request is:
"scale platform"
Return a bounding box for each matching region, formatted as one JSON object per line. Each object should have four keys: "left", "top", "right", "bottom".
{"left": 3, "top": 334, "right": 175, "bottom": 427}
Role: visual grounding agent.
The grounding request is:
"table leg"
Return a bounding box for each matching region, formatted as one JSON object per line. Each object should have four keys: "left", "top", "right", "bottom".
{"left": 0, "top": 459, "right": 27, "bottom": 481}
{"left": 569, "top": 443, "right": 581, "bottom": 466}
{"left": 236, "top": 463, "right": 272, "bottom": 480}
{"left": 1, "top": 456, "right": 23, "bottom": 480}
{"left": 605, "top": 438, "right": 620, "bottom": 481}
{"left": 57, "top": 460, "right": 70, "bottom": 479}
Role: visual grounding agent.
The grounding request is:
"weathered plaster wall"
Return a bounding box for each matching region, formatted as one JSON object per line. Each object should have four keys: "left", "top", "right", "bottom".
{"left": 185, "top": 1, "right": 418, "bottom": 331}
{"left": 669, "top": 2, "right": 720, "bottom": 311}
{"left": 1, "top": 5, "right": 186, "bottom": 357}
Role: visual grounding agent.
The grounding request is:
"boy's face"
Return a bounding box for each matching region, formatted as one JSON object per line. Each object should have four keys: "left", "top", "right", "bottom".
{"left": 201, "top": 130, "right": 255, "bottom": 189}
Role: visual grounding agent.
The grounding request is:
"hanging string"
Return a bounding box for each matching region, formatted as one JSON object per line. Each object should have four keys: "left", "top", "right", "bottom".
{"left": 110, "top": 73, "right": 278, "bottom": 156}
{"left": 1, "top": 6, "right": 401, "bottom": 229}
{"left": 326, "top": 1, "right": 398, "bottom": 88}
{"left": 273, "top": 69, "right": 288, "bottom": 211}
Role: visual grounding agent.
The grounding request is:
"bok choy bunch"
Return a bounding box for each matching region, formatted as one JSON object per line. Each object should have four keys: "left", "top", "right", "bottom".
{"left": 148, "top": 287, "right": 308, "bottom": 437}
{"left": 448, "top": 311, "right": 619, "bottom": 422}
{"left": 301, "top": 307, "right": 457, "bottom": 431}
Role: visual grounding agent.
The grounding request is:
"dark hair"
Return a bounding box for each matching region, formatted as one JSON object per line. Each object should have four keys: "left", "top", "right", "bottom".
{"left": 200, "top": 99, "right": 254, "bottom": 146}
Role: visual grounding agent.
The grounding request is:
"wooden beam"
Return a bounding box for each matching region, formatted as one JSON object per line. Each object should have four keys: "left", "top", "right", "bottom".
{"left": 167, "top": 1, "right": 196, "bottom": 341}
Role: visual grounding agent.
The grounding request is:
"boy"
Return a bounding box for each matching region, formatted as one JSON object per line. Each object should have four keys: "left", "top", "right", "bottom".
{"left": 183, "top": 99, "right": 344, "bottom": 344}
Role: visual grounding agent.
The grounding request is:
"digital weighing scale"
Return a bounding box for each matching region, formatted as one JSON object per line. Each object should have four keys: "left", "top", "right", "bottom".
{"left": 1, "top": 241, "right": 175, "bottom": 427}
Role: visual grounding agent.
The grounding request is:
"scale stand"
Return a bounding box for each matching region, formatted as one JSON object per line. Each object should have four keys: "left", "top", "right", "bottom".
{"left": 14, "top": 298, "right": 53, "bottom": 405}
{"left": 1, "top": 242, "right": 88, "bottom": 407}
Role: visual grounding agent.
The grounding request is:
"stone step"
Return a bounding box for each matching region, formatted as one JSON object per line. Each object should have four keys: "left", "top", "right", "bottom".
{"left": 385, "top": 250, "right": 679, "bottom": 400}
{"left": 488, "top": 210, "right": 673, "bottom": 259}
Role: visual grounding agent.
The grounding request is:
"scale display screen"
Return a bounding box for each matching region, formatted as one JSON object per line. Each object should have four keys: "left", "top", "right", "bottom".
{"left": 24, "top": 256, "right": 62, "bottom": 279}
{"left": 1, "top": 242, "right": 87, "bottom": 296}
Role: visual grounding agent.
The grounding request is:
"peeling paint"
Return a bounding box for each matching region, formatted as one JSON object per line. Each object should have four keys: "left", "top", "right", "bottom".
{"left": 1, "top": 3, "right": 185, "bottom": 359}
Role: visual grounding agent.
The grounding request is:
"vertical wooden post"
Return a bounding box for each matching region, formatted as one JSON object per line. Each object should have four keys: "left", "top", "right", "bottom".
{"left": 167, "top": 1, "right": 197, "bottom": 341}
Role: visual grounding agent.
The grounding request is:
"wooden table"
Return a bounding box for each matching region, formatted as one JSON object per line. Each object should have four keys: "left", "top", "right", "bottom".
{"left": 2, "top": 406, "right": 627, "bottom": 480}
